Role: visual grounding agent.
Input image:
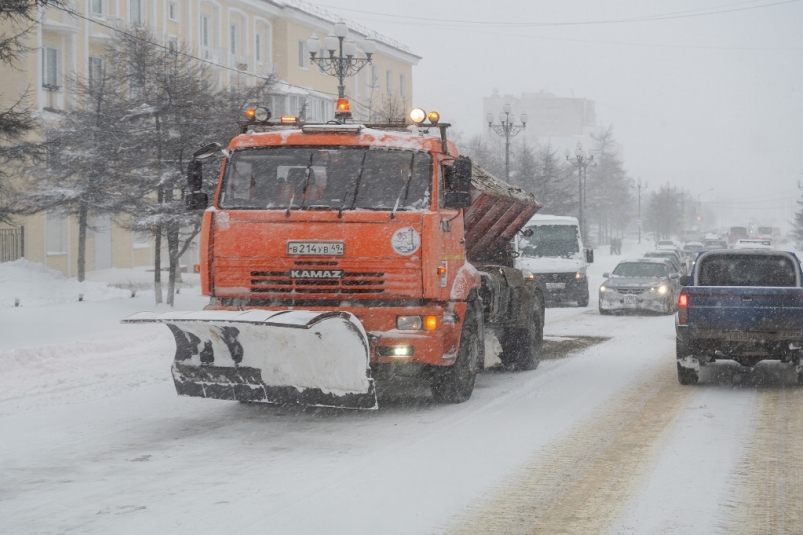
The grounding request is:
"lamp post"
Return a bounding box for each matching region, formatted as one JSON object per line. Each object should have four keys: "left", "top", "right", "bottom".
{"left": 486, "top": 102, "right": 528, "bottom": 182}
{"left": 632, "top": 177, "right": 648, "bottom": 244}
{"left": 307, "top": 21, "right": 375, "bottom": 106}
{"left": 565, "top": 142, "right": 595, "bottom": 244}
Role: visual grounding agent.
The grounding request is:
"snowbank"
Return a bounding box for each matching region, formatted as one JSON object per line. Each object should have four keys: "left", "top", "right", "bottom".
{"left": 0, "top": 259, "right": 129, "bottom": 307}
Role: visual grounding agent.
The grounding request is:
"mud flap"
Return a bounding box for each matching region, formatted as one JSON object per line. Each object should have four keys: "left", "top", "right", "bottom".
{"left": 123, "top": 310, "right": 377, "bottom": 409}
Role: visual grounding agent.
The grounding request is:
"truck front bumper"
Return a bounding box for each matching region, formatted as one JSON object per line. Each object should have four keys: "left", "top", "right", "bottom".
{"left": 205, "top": 302, "right": 466, "bottom": 367}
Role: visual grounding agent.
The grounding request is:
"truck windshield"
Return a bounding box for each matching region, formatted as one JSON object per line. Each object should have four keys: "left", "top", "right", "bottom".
{"left": 518, "top": 225, "right": 580, "bottom": 258}
{"left": 219, "top": 147, "right": 432, "bottom": 211}
{"left": 697, "top": 254, "right": 797, "bottom": 287}
{"left": 612, "top": 263, "right": 668, "bottom": 278}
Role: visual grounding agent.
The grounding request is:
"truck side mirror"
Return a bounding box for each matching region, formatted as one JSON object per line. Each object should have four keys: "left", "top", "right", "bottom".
{"left": 679, "top": 275, "right": 690, "bottom": 286}
{"left": 186, "top": 159, "right": 208, "bottom": 210}
{"left": 187, "top": 160, "right": 203, "bottom": 192}
{"left": 602, "top": 272, "right": 610, "bottom": 278}
{"left": 193, "top": 142, "right": 223, "bottom": 160}
{"left": 585, "top": 248, "right": 594, "bottom": 263}
{"left": 443, "top": 156, "right": 472, "bottom": 209}
{"left": 669, "top": 273, "right": 679, "bottom": 280}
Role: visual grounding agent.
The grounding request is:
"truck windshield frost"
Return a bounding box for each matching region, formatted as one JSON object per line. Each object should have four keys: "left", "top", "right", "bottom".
{"left": 219, "top": 147, "right": 432, "bottom": 211}
{"left": 518, "top": 225, "right": 580, "bottom": 258}
{"left": 697, "top": 254, "right": 797, "bottom": 287}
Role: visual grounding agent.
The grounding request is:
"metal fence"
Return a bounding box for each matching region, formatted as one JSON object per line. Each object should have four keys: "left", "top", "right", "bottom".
{"left": 0, "top": 227, "right": 24, "bottom": 262}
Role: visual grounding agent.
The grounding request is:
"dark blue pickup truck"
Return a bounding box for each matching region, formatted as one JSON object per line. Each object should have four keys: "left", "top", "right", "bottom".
{"left": 675, "top": 249, "right": 803, "bottom": 385}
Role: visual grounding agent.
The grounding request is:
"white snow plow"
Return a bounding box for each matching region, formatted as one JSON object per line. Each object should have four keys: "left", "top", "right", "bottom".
{"left": 122, "top": 310, "right": 377, "bottom": 409}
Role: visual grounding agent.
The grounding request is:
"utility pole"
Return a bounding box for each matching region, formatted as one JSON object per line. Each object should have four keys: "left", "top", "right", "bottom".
{"left": 565, "top": 142, "right": 595, "bottom": 244}
{"left": 632, "top": 177, "right": 647, "bottom": 244}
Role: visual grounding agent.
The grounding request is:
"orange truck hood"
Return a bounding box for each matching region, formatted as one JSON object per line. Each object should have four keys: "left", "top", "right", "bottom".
{"left": 209, "top": 209, "right": 426, "bottom": 301}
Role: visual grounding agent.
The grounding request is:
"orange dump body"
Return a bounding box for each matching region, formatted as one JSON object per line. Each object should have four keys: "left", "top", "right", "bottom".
{"left": 200, "top": 126, "right": 538, "bottom": 367}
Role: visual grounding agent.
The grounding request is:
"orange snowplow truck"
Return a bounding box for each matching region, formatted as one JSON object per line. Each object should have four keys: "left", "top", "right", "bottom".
{"left": 124, "top": 106, "right": 544, "bottom": 409}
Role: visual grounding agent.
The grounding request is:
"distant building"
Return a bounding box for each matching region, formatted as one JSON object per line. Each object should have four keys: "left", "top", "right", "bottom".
{"left": 483, "top": 90, "right": 623, "bottom": 161}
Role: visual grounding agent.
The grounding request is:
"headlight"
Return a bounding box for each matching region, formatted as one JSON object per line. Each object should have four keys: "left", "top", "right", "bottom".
{"left": 656, "top": 285, "right": 668, "bottom": 295}
{"left": 396, "top": 315, "right": 437, "bottom": 330}
{"left": 396, "top": 315, "right": 422, "bottom": 330}
{"left": 600, "top": 285, "right": 606, "bottom": 292}
{"left": 521, "top": 269, "right": 535, "bottom": 280}
{"left": 575, "top": 267, "right": 587, "bottom": 279}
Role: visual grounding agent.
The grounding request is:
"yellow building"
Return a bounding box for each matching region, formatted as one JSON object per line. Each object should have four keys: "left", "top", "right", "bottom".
{"left": 0, "top": 0, "right": 419, "bottom": 275}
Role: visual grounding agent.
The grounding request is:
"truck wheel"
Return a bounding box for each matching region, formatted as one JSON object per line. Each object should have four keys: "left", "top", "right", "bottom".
{"left": 677, "top": 362, "right": 699, "bottom": 385}
{"left": 577, "top": 288, "right": 590, "bottom": 308}
{"left": 431, "top": 304, "right": 481, "bottom": 403}
{"left": 500, "top": 299, "right": 544, "bottom": 371}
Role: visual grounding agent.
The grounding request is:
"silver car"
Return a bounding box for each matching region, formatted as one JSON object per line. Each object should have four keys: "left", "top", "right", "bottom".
{"left": 599, "top": 258, "right": 680, "bottom": 315}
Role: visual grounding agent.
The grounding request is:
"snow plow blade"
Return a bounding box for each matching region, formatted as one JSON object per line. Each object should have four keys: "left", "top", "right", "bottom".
{"left": 122, "top": 310, "right": 377, "bottom": 410}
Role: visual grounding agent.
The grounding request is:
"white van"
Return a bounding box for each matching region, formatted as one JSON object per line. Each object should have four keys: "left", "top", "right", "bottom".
{"left": 515, "top": 215, "right": 594, "bottom": 307}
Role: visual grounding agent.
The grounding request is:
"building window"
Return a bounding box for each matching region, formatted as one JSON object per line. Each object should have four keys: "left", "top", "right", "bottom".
{"left": 230, "top": 24, "right": 238, "bottom": 55}
{"left": 130, "top": 0, "right": 142, "bottom": 25}
{"left": 46, "top": 213, "right": 68, "bottom": 255}
{"left": 386, "top": 70, "right": 392, "bottom": 94}
{"left": 168, "top": 1, "right": 178, "bottom": 21}
{"left": 88, "top": 57, "right": 103, "bottom": 88}
{"left": 200, "top": 15, "right": 209, "bottom": 47}
{"left": 42, "top": 47, "right": 59, "bottom": 89}
{"left": 400, "top": 74, "right": 407, "bottom": 98}
{"left": 255, "top": 33, "right": 261, "bottom": 61}
{"left": 90, "top": 0, "right": 103, "bottom": 16}
{"left": 298, "top": 40, "right": 307, "bottom": 69}
{"left": 167, "top": 36, "right": 178, "bottom": 56}
{"left": 371, "top": 66, "right": 378, "bottom": 88}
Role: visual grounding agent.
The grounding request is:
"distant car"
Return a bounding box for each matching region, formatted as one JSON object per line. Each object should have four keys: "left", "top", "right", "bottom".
{"left": 644, "top": 250, "right": 684, "bottom": 275}
{"left": 733, "top": 239, "right": 773, "bottom": 250}
{"left": 703, "top": 239, "right": 728, "bottom": 250}
{"left": 656, "top": 240, "right": 676, "bottom": 249}
{"left": 599, "top": 258, "right": 680, "bottom": 315}
{"left": 683, "top": 241, "right": 704, "bottom": 256}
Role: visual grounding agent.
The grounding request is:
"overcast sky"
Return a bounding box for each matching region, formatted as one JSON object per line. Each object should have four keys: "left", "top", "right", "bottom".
{"left": 318, "top": 0, "right": 803, "bottom": 228}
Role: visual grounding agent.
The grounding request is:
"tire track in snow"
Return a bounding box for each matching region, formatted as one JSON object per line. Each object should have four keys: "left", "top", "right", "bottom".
{"left": 726, "top": 387, "right": 803, "bottom": 535}
{"left": 442, "top": 358, "right": 694, "bottom": 535}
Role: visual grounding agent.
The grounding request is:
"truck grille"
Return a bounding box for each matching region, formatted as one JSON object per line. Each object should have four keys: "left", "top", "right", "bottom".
{"left": 538, "top": 273, "right": 576, "bottom": 283}
{"left": 250, "top": 267, "right": 385, "bottom": 294}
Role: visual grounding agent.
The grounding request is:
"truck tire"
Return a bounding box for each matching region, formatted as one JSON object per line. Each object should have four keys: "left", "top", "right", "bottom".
{"left": 500, "top": 298, "right": 544, "bottom": 371}
{"left": 577, "top": 287, "right": 590, "bottom": 308}
{"left": 430, "top": 304, "right": 481, "bottom": 403}
{"left": 677, "top": 362, "right": 699, "bottom": 385}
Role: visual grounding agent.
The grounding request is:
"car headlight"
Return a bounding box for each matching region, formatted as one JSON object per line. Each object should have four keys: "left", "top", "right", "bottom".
{"left": 655, "top": 285, "right": 668, "bottom": 295}
{"left": 599, "top": 285, "right": 606, "bottom": 292}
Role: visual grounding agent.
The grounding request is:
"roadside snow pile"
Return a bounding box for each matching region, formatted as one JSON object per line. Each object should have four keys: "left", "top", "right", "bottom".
{"left": 0, "top": 259, "right": 129, "bottom": 307}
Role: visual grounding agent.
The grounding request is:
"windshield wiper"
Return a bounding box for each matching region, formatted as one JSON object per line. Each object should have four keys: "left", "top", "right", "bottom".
{"left": 285, "top": 154, "right": 314, "bottom": 216}
{"left": 391, "top": 153, "right": 415, "bottom": 220}
{"left": 339, "top": 150, "right": 367, "bottom": 218}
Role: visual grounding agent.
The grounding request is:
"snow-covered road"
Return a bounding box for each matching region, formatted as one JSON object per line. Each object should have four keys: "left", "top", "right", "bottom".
{"left": 2, "top": 246, "right": 802, "bottom": 535}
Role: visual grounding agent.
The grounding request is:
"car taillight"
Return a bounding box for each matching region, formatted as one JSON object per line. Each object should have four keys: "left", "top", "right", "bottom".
{"left": 677, "top": 293, "right": 688, "bottom": 324}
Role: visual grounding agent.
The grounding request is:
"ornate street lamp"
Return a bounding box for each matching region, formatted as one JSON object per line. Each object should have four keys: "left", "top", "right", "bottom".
{"left": 486, "top": 102, "right": 528, "bottom": 181}
{"left": 565, "top": 142, "right": 595, "bottom": 244}
{"left": 307, "top": 21, "right": 376, "bottom": 116}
